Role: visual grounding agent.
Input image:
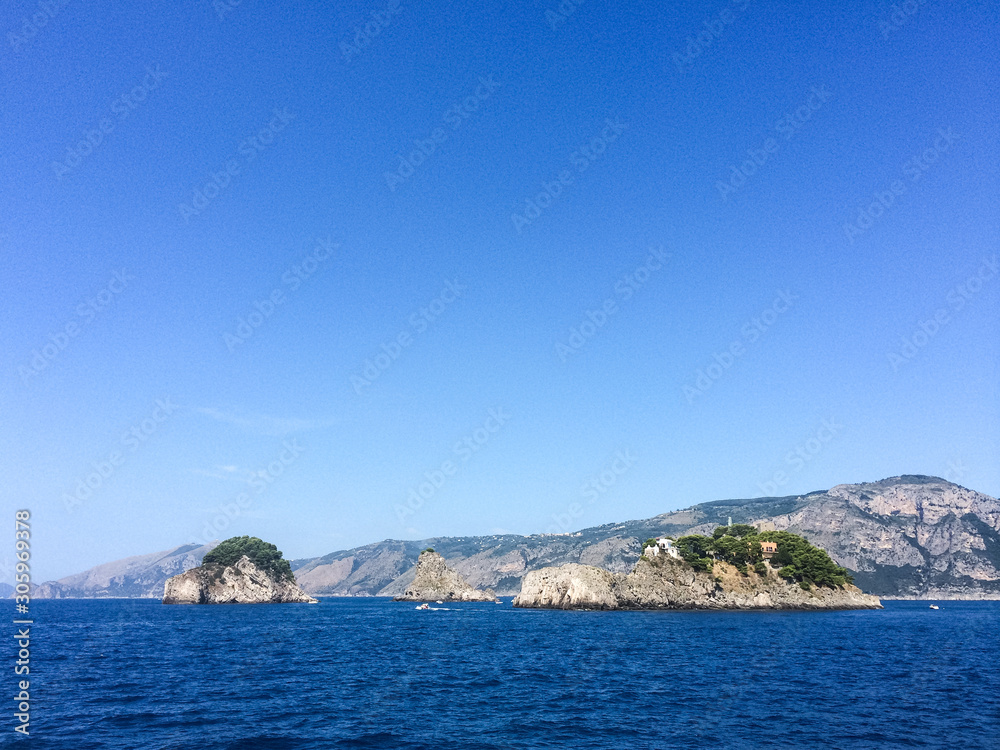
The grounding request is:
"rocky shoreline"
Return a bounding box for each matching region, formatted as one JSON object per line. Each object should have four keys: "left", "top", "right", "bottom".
{"left": 513, "top": 557, "right": 882, "bottom": 611}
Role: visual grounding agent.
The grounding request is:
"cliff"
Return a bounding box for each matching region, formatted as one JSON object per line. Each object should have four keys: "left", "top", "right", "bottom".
{"left": 513, "top": 556, "right": 882, "bottom": 611}
{"left": 392, "top": 550, "right": 496, "bottom": 602}
{"left": 162, "top": 555, "right": 317, "bottom": 604}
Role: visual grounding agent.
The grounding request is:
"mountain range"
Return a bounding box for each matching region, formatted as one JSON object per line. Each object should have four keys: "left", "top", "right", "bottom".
{"left": 32, "top": 475, "right": 1000, "bottom": 600}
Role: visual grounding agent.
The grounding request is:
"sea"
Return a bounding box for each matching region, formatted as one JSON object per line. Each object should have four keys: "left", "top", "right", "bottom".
{"left": 5, "top": 598, "right": 999, "bottom": 750}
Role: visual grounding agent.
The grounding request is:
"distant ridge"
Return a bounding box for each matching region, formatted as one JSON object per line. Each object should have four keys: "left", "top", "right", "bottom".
{"left": 30, "top": 476, "right": 1000, "bottom": 600}
{"left": 33, "top": 542, "right": 217, "bottom": 599}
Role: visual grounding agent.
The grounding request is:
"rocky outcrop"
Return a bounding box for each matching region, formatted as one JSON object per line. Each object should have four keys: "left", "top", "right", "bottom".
{"left": 393, "top": 550, "right": 496, "bottom": 602}
{"left": 509, "top": 563, "right": 618, "bottom": 609}
{"left": 162, "top": 555, "right": 317, "bottom": 604}
{"left": 513, "top": 557, "right": 882, "bottom": 611}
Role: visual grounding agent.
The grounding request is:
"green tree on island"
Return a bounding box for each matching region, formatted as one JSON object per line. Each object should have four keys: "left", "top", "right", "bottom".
{"left": 757, "top": 530, "right": 852, "bottom": 587}
{"left": 674, "top": 535, "right": 715, "bottom": 572}
{"left": 669, "top": 527, "right": 852, "bottom": 588}
{"left": 203, "top": 536, "right": 294, "bottom": 582}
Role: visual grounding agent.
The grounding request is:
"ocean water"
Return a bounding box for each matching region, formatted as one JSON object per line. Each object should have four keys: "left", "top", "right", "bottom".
{"left": 5, "top": 599, "right": 999, "bottom": 750}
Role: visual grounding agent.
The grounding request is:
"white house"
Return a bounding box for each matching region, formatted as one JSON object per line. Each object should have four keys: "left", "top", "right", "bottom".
{"left": 643, "top": 537, "right": 681, "bottom": 560}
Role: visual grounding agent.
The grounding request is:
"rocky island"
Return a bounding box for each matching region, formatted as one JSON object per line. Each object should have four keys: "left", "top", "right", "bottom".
{"left": 393, "top": 549, "right": 497, "bottom": 602}
{"left": 163, "top": 536, "right": 317, "bottom": 604}
{"left": 514, "top": 526, "right": 882, "bottom": 611}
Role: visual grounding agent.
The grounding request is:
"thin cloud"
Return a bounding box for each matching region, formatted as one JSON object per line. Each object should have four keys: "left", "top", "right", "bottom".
{"left": 189, "top": 466, "right": 250, "bottom": 483}
{"left": 196, "top": 407, "right": 337, "bottom": 436}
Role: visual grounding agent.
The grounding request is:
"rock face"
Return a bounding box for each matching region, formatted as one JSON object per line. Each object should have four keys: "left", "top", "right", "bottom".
{"left": 510, "top": 564, "right": 618, "bottom": 610}
{"left": 756, "top": 477, "right": 1000, "bottom": 599}
{"left": 513, "top": 557, "right": 882, "bottom": 611}
{"left": 393, "top": 550, "right": 496, "bottom": 602}
{"left": 162, "top": 555, "right": 317, "bottom": 604}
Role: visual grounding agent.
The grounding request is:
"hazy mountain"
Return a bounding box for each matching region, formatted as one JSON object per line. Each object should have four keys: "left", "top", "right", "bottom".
{"left": 32, "top": 543, "right": 217, "bottom": 599}
{"left": 31, "top": 476, "right": 1000, "bottom": 599}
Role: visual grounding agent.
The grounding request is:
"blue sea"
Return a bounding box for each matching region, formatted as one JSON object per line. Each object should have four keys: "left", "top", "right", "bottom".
{"left": 5, "top": 599, "right": 999, "bottom": 749}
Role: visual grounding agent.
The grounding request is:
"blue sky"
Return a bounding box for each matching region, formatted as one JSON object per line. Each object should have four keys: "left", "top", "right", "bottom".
{"left": 2, "top": 0, "right": 998, "bottom": 581}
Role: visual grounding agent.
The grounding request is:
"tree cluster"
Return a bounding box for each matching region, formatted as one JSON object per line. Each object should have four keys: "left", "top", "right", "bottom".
{"left": 672, "top": 526, "right": 852, "bottom": 587}
{"left": 203, "top": 536, "right": 294, "bottom": 582}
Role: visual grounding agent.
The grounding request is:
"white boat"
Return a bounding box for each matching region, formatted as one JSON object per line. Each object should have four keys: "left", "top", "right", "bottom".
{"left": 416, "top": 603, "right": 429, "bottom": 610}
{"left": 929, "top": 604, "right": 940, "bottom": 610}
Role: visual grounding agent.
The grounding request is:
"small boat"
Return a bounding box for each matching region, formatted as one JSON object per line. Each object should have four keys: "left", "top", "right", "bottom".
{"left": 929, "top": 605, "right": 940, "bottom": 610}
{"left": 436, "top": 600, "right": 444, "bottom": 604}
{"left": 494, "top": 599, "right": 502, "bottom": 604}
{"left": 416, "top": 603, "right": 429, "bottom": 610}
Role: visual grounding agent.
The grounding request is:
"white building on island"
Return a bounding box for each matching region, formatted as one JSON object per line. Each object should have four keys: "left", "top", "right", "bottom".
{"left": 643, "top": 537, "right": 682, "bottom": 560}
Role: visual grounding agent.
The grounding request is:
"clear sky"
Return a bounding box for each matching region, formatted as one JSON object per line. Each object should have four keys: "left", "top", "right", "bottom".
{"left": 2, "top": 0, "right": 998, "bottom": 581}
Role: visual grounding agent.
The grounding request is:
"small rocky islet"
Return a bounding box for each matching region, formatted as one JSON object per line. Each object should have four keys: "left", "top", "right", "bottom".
{"left": 162, "top": 536, "right": 316, "bottom": 604}
{"left": 393, "top": 549, "right": 497, "bottom": 602}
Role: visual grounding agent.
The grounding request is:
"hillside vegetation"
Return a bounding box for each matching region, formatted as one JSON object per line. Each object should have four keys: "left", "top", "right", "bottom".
{"left": 202, "top": 536, "right": 293, "bottom": 582}
{"left": 672, "top": 525, "right": 852, "bottom": 588}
